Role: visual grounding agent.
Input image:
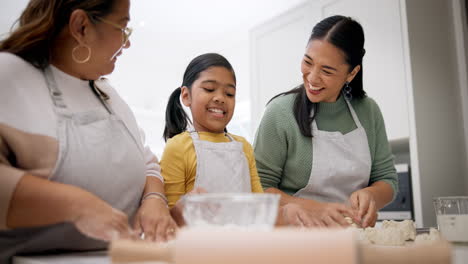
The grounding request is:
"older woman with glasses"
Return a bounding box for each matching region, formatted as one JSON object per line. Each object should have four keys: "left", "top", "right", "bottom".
{"left": 0, "top": 0, "right": 175, "bottom": 261}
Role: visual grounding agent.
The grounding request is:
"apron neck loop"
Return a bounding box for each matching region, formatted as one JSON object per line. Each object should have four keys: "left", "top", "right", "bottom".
{"left": 189, "top": 130, "right": 234, "bottom": 142}
{"left": 310, "top": 98, "right": 363, "bottom": 131}
{"left": 343, "top": 99, "right": 363, "bottom": 128}
{"left": 189, "top": 130, "right": 200, "bottom": 140}
{"left": 89, "top": 80, "right": 114, "bottom": 115}
{"left": 43, "top": 67, "right": 67, "bottom": 109}
{"left": 43, "top": 67, "right": 115, "bottom": 115}
{"left": 224, "top": 132, "right": 234, "bottom": 141}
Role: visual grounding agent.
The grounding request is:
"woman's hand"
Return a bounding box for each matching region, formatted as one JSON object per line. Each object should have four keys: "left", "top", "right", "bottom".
{"left": 348, "top": 188, "right": 378, "bottom": 228}
{"left": 133, "top": 197, "right": 177, "bottom": 242}
{"left": 73, "top": 196, "right": 133, "bottom": 242}
{"left": 304, "top": 201, "right": 357, "bottom": 228}
{"left": 277, "top": 203, "right": 318, "bottom": 227}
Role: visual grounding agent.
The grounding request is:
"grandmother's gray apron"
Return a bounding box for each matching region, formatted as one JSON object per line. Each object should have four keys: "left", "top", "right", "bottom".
{"left": 0, "top": 67, "right": 146, "bottom": 261}
{"left": 294, "top": 99, "right": 371, "bottom": 203}
{"left": 190, "top": 131, "right": 251, "bottom": 192}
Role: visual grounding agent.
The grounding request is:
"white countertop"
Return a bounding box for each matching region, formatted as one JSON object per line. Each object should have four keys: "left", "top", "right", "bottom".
{"left": 12, "top": 251, "right": 169, "bottom": 264}
{"left": 13, "top": 251, "right": 110, "bottom": 264}
{"left": 13, "top": 244, "right": 468, "bottom": 264}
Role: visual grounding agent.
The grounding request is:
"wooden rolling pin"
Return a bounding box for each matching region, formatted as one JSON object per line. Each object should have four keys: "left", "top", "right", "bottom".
{"left": 174, "top": 228, "right": 357, "bottom": 264}
{"left": 109, "top": 228, "right": 452, "bottom": 264}
{"left": 110, "top": 228, "right": 357, "bottom": 264}
{"left": 110, "top": 239, "right": 174, "bottom": 263}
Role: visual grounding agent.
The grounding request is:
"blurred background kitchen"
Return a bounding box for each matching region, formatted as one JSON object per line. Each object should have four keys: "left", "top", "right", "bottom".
{"left": 1, "top": 0, "right": 467, "bottom": 228}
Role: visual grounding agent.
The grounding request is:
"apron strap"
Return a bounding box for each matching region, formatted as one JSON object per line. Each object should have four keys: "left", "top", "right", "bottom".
{"left": 43, "top": 67, "right": 115, "bottom": 115}
{"left": 311, "top": 120, "right": 319, "bottom": 131}
{"left": 89, "top": 81, "right": 144, "bottom": 152}
{"left": 189, "top": 130, "right": 234, "bottom": 142}
{"left": 309, "top": 97, "right": 363, "bottom": 132}
{"left": 225, "top": 132, "right": 235, "bottom": 141}
{"left": 344, "top": 99, "right": 364, "bottom": 128}
{"left": 189, "top": 130, "right": 200, "bottom": 140}
{"left": 43, "top": 67, "right": 67, "bottom": 109}
{"left": 90, "top": 81, "right": 115, "bottom": 115}
{"left": 309, "top": 106, "right": 319, "bottom": 131}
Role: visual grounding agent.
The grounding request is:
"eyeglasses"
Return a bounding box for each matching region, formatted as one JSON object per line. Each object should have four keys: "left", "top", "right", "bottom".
{"left": 94, "top": 16, "right": 133, "bottom": 47}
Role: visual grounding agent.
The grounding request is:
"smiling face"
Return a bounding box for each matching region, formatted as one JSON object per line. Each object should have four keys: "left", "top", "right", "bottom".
{"left": 181, "top": 66, "right": 236, "bottom": 133}
{"left": 87, "top": 0, "right": 131, "bottom": 77}
{"left": 53, "top": 0, "right": 132, "bottom": 80}
{"left": 301, "top": 39, "right": 360, "bottom": 103}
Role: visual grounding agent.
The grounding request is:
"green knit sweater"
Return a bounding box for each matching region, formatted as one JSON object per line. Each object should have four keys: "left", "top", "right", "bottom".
{"left": 253, "top": 93, "right": 398, "bottom": 199}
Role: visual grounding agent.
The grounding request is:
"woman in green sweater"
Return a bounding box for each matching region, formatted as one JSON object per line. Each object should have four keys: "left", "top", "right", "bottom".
{"left": 254, "top": 15, "right": 398, "bottom": 228}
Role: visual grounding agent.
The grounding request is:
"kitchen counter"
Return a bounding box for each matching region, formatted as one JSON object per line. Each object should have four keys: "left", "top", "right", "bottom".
{"left": 12, "top": 243, "right": 468, "bottom": 264}
{"left": 12, "top": 251, "right": 170, "bottom": 264}
{"left": 13, "top": 251, "right": 110, "bottom": 264}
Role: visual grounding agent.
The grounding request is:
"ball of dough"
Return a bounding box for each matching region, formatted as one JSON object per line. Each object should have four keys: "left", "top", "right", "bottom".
{"left": 381, "top": 220, "right": 416, "bottom": 241}
{"left": 367, "top": 227, "right": 406, "bottom": 246}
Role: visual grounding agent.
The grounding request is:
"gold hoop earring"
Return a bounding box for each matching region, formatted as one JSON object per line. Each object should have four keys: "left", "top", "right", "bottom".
{"left": 72, "top": 45, "right": 91, "bottom": 64}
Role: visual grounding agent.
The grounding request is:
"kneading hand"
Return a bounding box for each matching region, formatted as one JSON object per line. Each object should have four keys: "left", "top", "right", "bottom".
{"left": 306, "top": 201, "right": 357, "bottom": 228}
{"left": 133, "top": 197, "right": 177, "bottom": 242}
{"left": 348, "top": 188, "right": 378, "bottom": 228}
{"left": 278, "top": 203, "right": 319, "bottom": 227}
{"left": 73, "top": 196, "right": 133, "bottom": 241}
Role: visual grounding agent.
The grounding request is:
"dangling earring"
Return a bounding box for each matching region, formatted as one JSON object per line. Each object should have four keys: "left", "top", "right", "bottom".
{"left": 343, "top": 82, "right": 352, "bottom": 101}
{"left": 72, "top": 44, "right": 91, "bottom": 64}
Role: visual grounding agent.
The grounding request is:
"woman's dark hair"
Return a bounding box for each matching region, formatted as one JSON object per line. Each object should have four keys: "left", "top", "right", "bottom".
{"left": 0, "top": 0, "right": 116, "bottom": 69}
{"left": 163, "top": 53, "right": 236, "bottom": 141}
{"left": 270, "top": 15, "right": 367, "bottom": 137}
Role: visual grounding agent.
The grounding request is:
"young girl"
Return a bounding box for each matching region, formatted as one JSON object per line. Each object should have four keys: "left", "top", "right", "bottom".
{"left": 160, "top": 53, "right": 315, "bottom": 227}
{"left": 161, "top": 53, "right": 263, "bottom": 208}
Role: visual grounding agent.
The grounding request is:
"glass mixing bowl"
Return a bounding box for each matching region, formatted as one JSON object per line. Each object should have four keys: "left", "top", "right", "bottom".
{"left": 433, "top": 196, "right": 468, "bottom": 215}
{"left": 433, "top": 196, "right": 468, "bottom": 242}
{"left": 182, "top": 193, "right": 280, "bottom": 230}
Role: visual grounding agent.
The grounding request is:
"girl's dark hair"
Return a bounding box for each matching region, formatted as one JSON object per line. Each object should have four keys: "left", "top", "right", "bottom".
{"left": 0, "top": 0, "right": 116, "bottom": 69}
{"left": 270, "top": 15, "right": 367, "bottom": 137}
{"left": 163, "top": 53, "right": 236, "bottom": 141}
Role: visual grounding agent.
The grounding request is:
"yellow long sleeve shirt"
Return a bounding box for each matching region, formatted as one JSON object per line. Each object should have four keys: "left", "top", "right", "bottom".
{"left": 161, "top": 131, "right": 263, "bottom": 207}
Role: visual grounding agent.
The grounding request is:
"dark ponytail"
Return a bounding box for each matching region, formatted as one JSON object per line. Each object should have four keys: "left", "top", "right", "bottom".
{"left": 269, "top": 15, "right": 366, "bottom": 137}
{"left": 163, "top": 87, "right": 192, "bottom": 141}
{"left": 163, "top": 53, "right": 235, "bottom": 141}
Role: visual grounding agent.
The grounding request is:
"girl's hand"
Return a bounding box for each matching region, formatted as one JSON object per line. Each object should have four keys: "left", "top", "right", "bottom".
{"left": 305, "top": 201, "right": 357, "bottom": 228}
{"left": 73, "top": 196, "right": 133, "bottom": 241}
{"left": 171, "top": 187, "right": 208, "bottom": 226}
{"left": 133, "top": 197, "right": 177, "bottom": 242}
{"left": 172, "top": 187, "right": 207, "bottom": 215}
{"left": 348, "top": 188, "right": 378, "bottom": 228}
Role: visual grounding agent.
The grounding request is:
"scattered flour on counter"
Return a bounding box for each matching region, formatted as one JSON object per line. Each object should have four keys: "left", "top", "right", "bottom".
{"left": 355, "top": 228, "right": 372, "bottom": 244}
{"left": 414, "top": 228, "right": 440, "bottom": 244}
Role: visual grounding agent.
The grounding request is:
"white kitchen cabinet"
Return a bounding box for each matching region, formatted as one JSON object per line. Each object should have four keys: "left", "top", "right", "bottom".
{"left": 250, "top": 0, "right": 468, "bottom": 227}
{"left": 249, "top": 2, "right": 319, "bottom": 126}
